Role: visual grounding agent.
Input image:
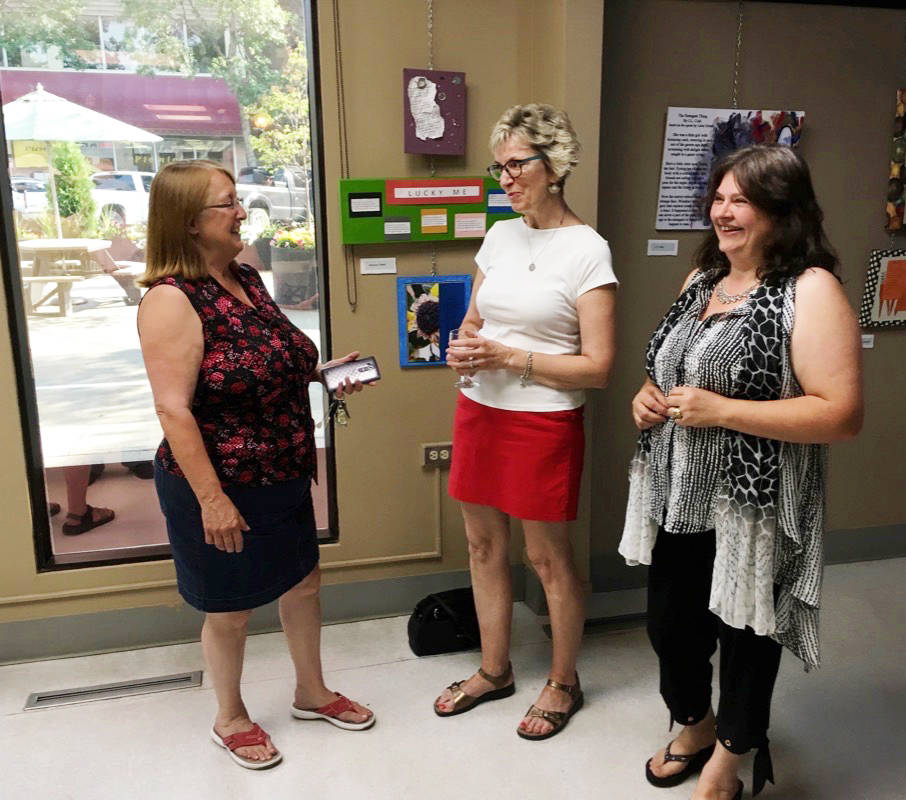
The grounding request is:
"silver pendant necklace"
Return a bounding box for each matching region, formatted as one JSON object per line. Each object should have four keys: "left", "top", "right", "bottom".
{"left": 526, "top": 211, "right": 566, "bottom": 271}
{"left": 715, "top": 277, "right": 760, "bottom": 304}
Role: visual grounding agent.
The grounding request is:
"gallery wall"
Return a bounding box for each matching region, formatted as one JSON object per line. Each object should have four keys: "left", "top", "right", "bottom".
{"left": 0, "top": 0, "right": 606, "bottom": 636}
{"left": 590, "top": 0, "right": 906, "bottom": 590}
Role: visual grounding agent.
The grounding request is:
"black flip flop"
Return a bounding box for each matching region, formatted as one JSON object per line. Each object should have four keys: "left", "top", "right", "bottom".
{"left": 62, "top": 504, "right": 115, "bottom": 535}
{"left": 645, "top": 741, "right": 716, "bottom": 788}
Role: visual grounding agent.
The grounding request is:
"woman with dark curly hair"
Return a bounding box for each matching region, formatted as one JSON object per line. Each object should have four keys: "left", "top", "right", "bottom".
{"left": 620, "top": 145, "right": 862, "bottom": 800}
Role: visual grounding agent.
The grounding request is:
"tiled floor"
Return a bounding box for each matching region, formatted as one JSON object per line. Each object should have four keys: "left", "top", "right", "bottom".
{"left": 1, "top": 558, "right": 904, "bottom": 799}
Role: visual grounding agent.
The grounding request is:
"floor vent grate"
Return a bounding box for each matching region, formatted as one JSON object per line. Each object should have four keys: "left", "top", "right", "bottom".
{"left": 24, "top": 670, "right": 203, "bottom": 710}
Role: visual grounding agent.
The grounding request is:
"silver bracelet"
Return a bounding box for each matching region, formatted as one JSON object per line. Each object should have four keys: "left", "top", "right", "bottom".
{"left": 520, "top": 350, "right": 533, "bottom": 387}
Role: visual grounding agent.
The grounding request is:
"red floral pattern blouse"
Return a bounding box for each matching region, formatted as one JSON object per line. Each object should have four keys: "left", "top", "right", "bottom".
{"left": 152, "top": 264, "right": 319, "bottom": 486}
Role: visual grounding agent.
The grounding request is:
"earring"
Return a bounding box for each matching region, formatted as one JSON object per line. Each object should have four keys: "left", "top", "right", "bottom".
{"left": 548, "top": 183, "right": 561, "bottom": 194}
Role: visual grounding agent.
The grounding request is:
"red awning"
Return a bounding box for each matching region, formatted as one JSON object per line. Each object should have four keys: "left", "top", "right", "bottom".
{"left": 0, "top": 69, "right": 242, "bottom": 136}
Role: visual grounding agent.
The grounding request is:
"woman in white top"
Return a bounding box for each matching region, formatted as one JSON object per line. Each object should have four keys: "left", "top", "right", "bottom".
{"left": 433, "top": 104, "right": 618, "bottom": 740}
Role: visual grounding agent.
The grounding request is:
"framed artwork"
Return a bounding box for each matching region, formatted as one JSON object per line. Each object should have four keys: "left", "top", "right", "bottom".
{"left": 397, "top": 274, "right": 472, "bottom": 367}
{"left": 402, "top": 68, "right": 466, "bottom": 155}
{"left": 886, "top": 90, "right": 906, "bottom": 233}
{"left": 655, "top": 106, "right": 804, "bottom": 230}
{"left": 859, "top": 249, "right": 906, "bottom": 327}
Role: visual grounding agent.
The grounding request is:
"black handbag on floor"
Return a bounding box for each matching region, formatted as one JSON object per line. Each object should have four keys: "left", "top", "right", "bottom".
{"left": 407, "top": 587, "right": 481, "bottom": 656}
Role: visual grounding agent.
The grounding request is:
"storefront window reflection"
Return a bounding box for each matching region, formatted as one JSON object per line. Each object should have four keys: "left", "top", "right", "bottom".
{"left": 2, "top": 0, "right": 327, "bottom": 566}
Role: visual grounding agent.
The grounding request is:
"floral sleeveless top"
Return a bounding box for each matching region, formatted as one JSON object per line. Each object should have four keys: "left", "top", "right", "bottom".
{"left": 151, "top": 264, "right": 319, "bottom": 486}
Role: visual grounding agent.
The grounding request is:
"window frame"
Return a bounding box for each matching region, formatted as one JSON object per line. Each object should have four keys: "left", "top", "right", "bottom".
{"left": 0, "top": 0, "right": 337, "bottom": 570}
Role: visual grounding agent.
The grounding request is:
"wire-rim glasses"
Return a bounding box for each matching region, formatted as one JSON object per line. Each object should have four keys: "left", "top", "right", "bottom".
{"left": 204, "top": 198, "right": 243, "bottom": 211}
{"left": 486, "top": 154, "right": 544, "bottom": 181}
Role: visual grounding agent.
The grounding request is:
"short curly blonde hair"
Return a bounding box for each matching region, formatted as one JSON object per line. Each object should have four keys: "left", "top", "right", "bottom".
{"left": 489, "top": 104, "right": 580, "bottom": 190}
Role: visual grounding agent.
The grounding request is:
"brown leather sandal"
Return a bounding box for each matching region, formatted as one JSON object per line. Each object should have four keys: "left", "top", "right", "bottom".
{"left": 434, "top": 663, "right": 515, "bottom": 717}
{"left": 516, "top": 674, "right": 584, "bottom": 741}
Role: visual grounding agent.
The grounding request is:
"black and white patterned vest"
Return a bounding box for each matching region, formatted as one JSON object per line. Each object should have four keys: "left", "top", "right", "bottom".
{"left": 620, "top": 270, "right": 827, "bottom": 669}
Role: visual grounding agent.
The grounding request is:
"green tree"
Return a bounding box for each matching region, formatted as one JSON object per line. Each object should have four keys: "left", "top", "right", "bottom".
{"left": 52, "top": 141, "right": 97, "bottom": 234}
{"left": 121, "top": 0, "right": 296, "bottom": 165}
{"left": 0, "top": 0, "right": 93, "bottom": 68}
{"left": 246, "top": 42, "right": 310, "bottom": 169}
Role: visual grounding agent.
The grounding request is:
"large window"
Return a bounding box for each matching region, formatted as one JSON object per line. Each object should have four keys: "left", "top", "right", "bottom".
{"left": 0, "top": 0, "right": 332, "bottom": 568}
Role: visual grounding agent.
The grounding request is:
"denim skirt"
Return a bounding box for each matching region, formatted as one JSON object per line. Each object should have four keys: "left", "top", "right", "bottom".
{"left": 154, "top": 460, "right": 320, "bottom": 612}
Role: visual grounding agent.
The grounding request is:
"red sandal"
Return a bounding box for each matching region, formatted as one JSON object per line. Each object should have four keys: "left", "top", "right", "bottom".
{"left": 291, "top": 692, "right": 375, "bottom": 730}
{"left": 210, "top": 723, "right": 282, "bottom": 770}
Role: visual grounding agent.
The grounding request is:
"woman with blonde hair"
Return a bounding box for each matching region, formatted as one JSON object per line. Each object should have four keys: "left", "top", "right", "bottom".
{"left": 435, "top": 104, "right": 618, "bottom": 740}
{"left": 138, "top": 160, "right": 374, "bottom": 770}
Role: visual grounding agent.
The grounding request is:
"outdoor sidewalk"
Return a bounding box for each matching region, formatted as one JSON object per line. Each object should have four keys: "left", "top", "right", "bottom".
{"left": 23, "top": 270, "right": 324, "bottom": 469}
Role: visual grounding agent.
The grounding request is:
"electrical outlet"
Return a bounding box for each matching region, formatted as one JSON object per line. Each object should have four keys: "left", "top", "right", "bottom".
{"left": 421, "top": 442, "right": 453, "bottom": 468}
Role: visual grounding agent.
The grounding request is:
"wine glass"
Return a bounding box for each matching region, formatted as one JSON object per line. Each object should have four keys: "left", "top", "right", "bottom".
{"left": 448, "top": 328, "right": 479, "bottom": 388}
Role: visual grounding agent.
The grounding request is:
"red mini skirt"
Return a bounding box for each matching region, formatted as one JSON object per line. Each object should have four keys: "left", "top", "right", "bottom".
{"left": 448, "top": 393, "right": 585, "bottom": 522}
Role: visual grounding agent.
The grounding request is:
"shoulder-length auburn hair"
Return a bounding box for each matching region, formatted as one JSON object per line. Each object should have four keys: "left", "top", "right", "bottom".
{"left": 693, "top": 144, "right": 839, "bottom": 284}
{"left": 137, "top": 160, "right": 236, "bottom": 287}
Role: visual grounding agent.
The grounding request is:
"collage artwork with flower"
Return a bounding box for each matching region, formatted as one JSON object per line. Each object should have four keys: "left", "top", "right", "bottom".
{"left": 406, "top": 282, "right": 441, "bottom": 362}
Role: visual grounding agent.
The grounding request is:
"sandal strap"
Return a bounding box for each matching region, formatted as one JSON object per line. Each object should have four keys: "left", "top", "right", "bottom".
{"left": 524, "top": 704, "right": 567, "bottom": 726}
{"left": 477, "top": 662, "right": 513, "bottom": 689}
{"left": 450, "top": 685, "right": 469, "bottom": 705}
{"left": 315, "top": 692, "right": 354, "bottom": 717}
{"left": 663, "top": 740, "right": 694, "bottom": 764}
{"left": 221, "top": 723, "right": 268, "bottom": 751}
{"left": 544, "top": 673, "right": 580, "bottom": 698}
{"left": 65, "top": 504, "right": 93, "bottom": 523}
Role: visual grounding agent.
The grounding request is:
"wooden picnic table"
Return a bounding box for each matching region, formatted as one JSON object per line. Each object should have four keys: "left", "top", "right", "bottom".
{"left": 17, "top": 238, "right": 112, "bottom": 316}
{"left": 18, "top": 238, "right": 112, "bottom": 276}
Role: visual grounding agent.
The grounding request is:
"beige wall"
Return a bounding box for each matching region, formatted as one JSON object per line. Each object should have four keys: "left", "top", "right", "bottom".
{"left": 0, "top": 0, "right": 606, "bottom": 623}
{"left": 591, "top": 0, "right": 906, "bottom": 577}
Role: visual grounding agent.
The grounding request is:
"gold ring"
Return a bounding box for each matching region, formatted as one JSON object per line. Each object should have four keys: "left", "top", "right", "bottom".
{"left": 469, "top": 357, "right": 475, "bottom": 369}
{"left": 670, "top": 407, "right": 683, "bottom": 420}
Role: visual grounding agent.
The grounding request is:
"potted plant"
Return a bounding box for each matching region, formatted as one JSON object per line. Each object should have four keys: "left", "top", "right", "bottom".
{"left": 270, "top": 226, "right": 318, "bottom": 307}
{"left": 248, "top": 221, "right": 278, "bottom": 271}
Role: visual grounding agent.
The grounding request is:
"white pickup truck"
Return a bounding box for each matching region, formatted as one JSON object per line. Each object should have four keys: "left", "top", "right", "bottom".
{"left": 236, "top": 165, "right": 310, "bottom": 232}
{"left": 10, "top": 178, "right": 48, "bottom": 220}
{"left": 91, "top": 171, "right": 154, "bottom": 227}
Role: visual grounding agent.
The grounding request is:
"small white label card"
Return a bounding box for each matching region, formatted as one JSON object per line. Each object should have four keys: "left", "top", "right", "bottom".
{"left": 384, "top": 217, "right": 412, "bottom": 241}
{"left": 421, "top": 208, "right": 448, "bottom": 234}
{"left": 349, "top": 195, "right": 381, "bottom": 215}
{"left": 454, "top": 212, "right": 486, "bottom": 238}
{"left": 647, "top": 239, "right": 679, "bottom": 256}
{"left": 861, "top": 334, "right": 875, "bottom": 349}
{"left": 486, "top": 189, "right": 513, "bottom": 212}
{"left": 360, "top": 257, "right": 397, "bottom": 275}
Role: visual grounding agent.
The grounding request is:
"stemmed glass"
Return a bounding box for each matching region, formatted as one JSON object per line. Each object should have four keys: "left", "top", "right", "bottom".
{"left": 448, "top": 328, "right": 479, "bottom": 388}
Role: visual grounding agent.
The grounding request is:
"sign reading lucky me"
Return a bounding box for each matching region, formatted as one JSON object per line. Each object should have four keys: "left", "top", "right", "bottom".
{"left": 385, "top": 178, "right": 485, "bottom": 205}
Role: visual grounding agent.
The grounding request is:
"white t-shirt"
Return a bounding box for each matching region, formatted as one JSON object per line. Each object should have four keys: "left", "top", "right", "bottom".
{"left": 461, "top": 217, "right": 617, "bottom": 411}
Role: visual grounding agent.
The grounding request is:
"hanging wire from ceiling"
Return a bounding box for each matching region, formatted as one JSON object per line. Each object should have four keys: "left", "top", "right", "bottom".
{"left": 331, "top": 0, "right": 357, "bottom": 310}
{"left": 427, "top": 0, "right": 438, "bottom": 273}
{"left": 732, "top": 1, "right": 744, "bottom": 110}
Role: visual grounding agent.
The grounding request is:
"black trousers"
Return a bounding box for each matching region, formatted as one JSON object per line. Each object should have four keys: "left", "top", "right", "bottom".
{"left": 647, "top": 526, "right": 782, "bottom": 758}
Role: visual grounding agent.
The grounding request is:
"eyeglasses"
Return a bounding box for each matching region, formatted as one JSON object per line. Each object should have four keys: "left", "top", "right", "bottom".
{"left": 486, "top": 154, "right": 544, "bottom": 181}
{"left": 204, "top": 198, "right": 243, "bottom": 210}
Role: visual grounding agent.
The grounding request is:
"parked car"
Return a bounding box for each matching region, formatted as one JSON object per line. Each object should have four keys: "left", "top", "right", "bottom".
{"left": 10, "top": 178, "right": 48, "bottom": 219}
{"left": 236, "top": 165, "right": 310, "bottom": 233}
{"left": 91, "top": 171, "right": 154, "bottom": 226}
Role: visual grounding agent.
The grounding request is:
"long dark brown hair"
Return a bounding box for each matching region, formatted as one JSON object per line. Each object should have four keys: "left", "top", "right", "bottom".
{"left": 693, "top": 145, "right": 839, "bottom": 284}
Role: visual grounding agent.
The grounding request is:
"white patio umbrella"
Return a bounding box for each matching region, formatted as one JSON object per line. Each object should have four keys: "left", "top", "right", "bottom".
{"left": 3, "top": 83, "right": 162, "bottom": 236}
